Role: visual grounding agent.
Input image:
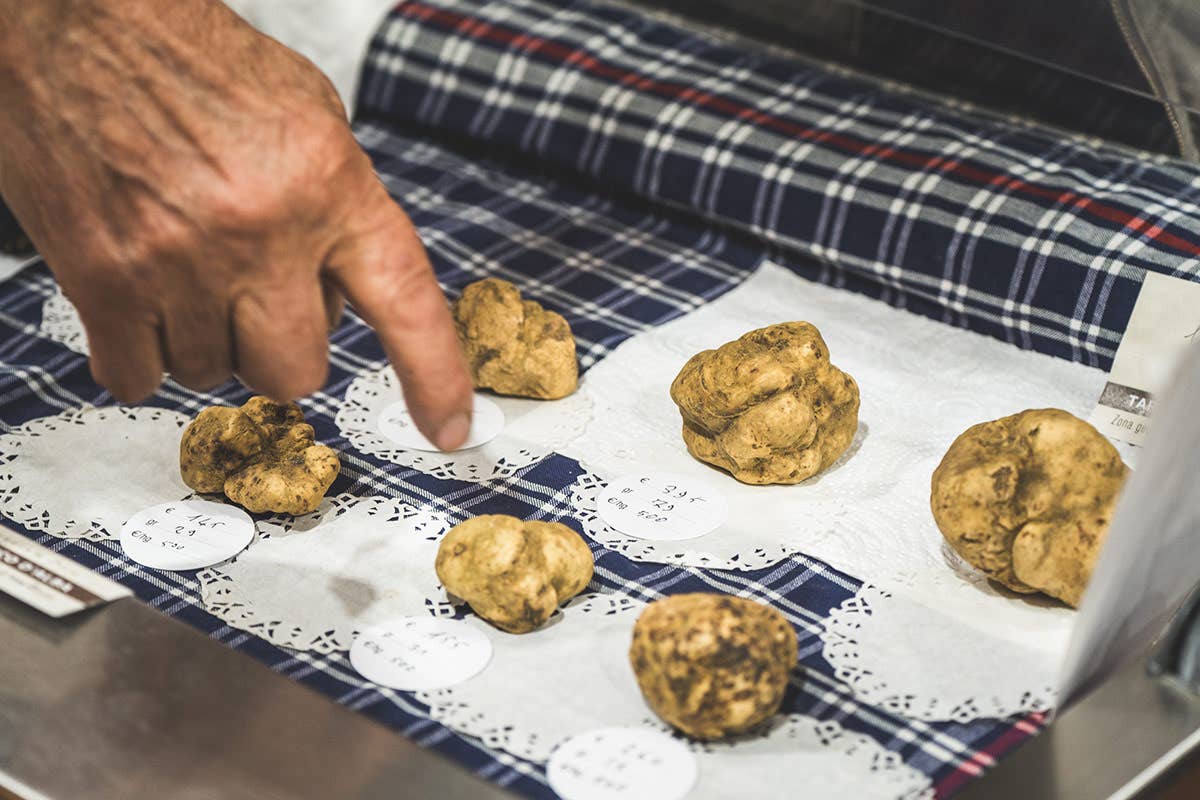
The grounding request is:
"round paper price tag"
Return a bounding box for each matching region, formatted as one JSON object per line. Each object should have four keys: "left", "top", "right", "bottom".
{"left": 349, "top": 617, "right": 493, "bottom": 691}
{"left": 597, "top": 472, "right": 728, "bottom": 541}
{"left": 547, "top": 727, "right": 698, "bottom": 800}
{"left": 119, "top": 500, "right": 255, "bottom": 571}
{"left": 377, "top": 394, "right": 504, "bottom": 452}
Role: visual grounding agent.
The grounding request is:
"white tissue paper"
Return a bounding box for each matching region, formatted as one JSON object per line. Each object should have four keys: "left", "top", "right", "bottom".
{"left": 337, "top": 366, "right": 593, "bottom": 481}
{"left": 0, "top": 406, "right": 192, "bottom": 540}
{"left": 420, "top": 591, "right": 932, "bottom": 799}
{"left": 199, "top": 494, "right": 454, "bottom": 652}
{"left": 511, "top": 262, "right": 1115, "bottom": 718}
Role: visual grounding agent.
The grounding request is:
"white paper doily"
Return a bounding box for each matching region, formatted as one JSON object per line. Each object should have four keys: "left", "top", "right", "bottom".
{"left": 335, "top": 366, "right": 593, "bottom": 481}
{"left": 0, "top": 406, "right": 192, "bottom": 540}
{"left": 570, "top": 470, "right": 856, "bottom": 571}
{"left": 198, "top": 494, "right": 452, "bottom": 652}
{"left": 40, "top": 287, "right": 88, "bottom": 356}
{"left": 821, "top": 585, "right": 1057, "bottom": 722}
{"left": 423, "top": 587, "right": 933, "bottom": 799}
{"left": 687, "top": 715, "right": 933, "bottom": 800}
{"left": 419, "top": 592, "right": 655, "bottom": 762}
{"left": 542, "top": 263, "right": 1093, "bottom": 657}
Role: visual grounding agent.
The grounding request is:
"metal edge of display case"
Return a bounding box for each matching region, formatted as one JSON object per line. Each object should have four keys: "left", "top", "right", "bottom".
{"left": 0, "top": 594, "right": 517, "bottom": 800}
{"left": 955, "top": 644, "right": 1200, "bottom": 800}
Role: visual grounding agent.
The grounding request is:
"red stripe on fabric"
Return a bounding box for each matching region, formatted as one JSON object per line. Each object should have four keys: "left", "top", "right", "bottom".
{"left": 933, "top": 712, "right": 1047, "bottom": 798}
{"left": 393, "top": 1, "right": 1200, "bottom": 259}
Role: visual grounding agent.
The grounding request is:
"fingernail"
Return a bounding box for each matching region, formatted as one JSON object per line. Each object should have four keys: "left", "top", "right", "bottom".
{"left": 434, "top": 411, "right": 471, "bottom": 451}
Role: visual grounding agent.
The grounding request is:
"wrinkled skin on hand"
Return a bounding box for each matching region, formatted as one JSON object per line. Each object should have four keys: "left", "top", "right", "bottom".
{"left": 435, "top": 514, "right": 593, "bottom": 633}
{"left": 669, "top": 322, "right": 859, "bottom": 485}
{"left": 629, "top": 593, "right": 798, "bottom": 739}
{"left": 452, "top": 278, "right": 578, "bottom": 400}
{"left": 930, "top": 408, "right": 1128, "bottom": 607}
{"left": 0, "top": 0, "right": 471, "bottom": 449}
{"left": 180, "top": 396, "right": 339, "bottom": 515}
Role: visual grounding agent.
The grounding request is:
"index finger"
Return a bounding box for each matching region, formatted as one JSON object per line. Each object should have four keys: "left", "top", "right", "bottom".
{"left": 325, "top": 193, "right": 474, "bottom": 451}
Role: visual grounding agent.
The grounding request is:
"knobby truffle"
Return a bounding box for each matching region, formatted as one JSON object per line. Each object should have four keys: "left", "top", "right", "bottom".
{"left": 435, "top": 514, "right": 594, "bottom": 633}
{"left": 452, "top": 277, "right": 578, "bottom": 400}
{"left": 179, "top": 396, "right": 340, "bottom": 515}
{"left": 629, "top": 593, "right": 799, "bottom": 739}
{"left": 669, "top": 321, "right": 860, "bottom": 484}
{"left": 930, "top": 408, "right": 1128, "bottom": 607}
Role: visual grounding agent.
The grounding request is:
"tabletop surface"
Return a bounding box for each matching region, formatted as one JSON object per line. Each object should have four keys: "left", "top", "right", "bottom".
{"left": 0, "top": 594, "right": 515, "bottom": 800}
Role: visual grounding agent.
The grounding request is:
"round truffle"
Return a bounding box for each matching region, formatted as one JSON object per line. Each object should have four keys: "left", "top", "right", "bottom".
{"left": 930, "top": 408, "right": 1128, "bottom": 607}
{"left": 669, "top": 321, "right": 859, "bottom": 484}
{"left": 629, "top": 593, "right": 798, "bottom": 739}
{"left": 453, "top": 277, "right": 578, "bottom": 400}
{"left": 435, "top": 514, "right": 594, "bottom": 633}
{"left": 179, "top": 396, "right": 340, "bottom": 515}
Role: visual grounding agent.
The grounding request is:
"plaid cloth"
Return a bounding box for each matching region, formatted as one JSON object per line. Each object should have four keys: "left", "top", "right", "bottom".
{"left": 0, "top": 125, "right": 1042, "bottom": 797}
{"left": 360, "top": 0, "right": 1200, "bottom": 371}
{"left": 9, "top": 0, "right": 1199, "bottom": 796}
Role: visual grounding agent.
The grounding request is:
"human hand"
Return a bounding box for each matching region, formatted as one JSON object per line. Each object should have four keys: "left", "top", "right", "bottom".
{"left": 0, "top": 0, "right": 473, "bottom": 449}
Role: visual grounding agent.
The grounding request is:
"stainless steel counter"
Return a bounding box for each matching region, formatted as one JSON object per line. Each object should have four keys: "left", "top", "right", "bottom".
{"left": 7, "top": 588, "right": 1200, "bottom": 799}
{"left": 956, "top": 647, "right": 1200, "bottom": 800}
{"left": 0, "top": 594, "right": 515, "bottom": 800}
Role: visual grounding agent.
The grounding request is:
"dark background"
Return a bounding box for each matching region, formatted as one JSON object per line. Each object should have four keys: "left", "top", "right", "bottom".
{"left": 631, "top": 0, "right": 1187, "bottom": 156}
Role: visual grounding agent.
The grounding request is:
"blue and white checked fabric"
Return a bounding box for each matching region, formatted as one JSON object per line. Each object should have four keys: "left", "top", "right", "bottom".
{"left": 0, "top": 125, "right": 1037, "bottom": 796}
{"left": 360, "top": 0, "right": 1200, "bottom": 371}
{"left": 8, "top": 0, "right": 1198, "bottom": 796}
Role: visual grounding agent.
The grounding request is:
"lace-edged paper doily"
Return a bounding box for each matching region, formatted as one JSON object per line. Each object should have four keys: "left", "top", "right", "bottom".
{"left": 688, "top": 715, "right": 932, "bottom": 800}
{"left": 821, "top": 585, "right": 1057, "bottom": 722}
{"left": 422, "top": 590, "right": 932, "bottom": 797}
{"left": 569, "top": 469, "right": 859, "bottom": 571}
{"left": 198, "top": 494, "right": 453, "bottom": 652}
{"left": 40, "top": 288, "right": 88, "bottom": 355}
{"left": 336, "top": 367, "right": 592, "bottom": 481}
{"left": 551, "top": 263, "right": 1090, "bottom": 657}
{"left": 0, "top": 406, "right": 191, "bottom": 540}
{"left": 419, "top": 592, "right": 653, "bottom": 762}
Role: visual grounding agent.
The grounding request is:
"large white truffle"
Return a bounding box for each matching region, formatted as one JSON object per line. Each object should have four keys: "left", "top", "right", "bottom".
{"left": 670, "top": 321, "right": 859, "bottom": 484}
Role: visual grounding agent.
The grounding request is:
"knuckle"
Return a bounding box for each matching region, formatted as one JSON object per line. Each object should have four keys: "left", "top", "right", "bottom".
{"left": 91, "top": 362, "right": 158, "bottom": 403}
{"left": 119, "top": 207, "right": 195, "bottom": 268}
{"left": 242, "top": 362, "right": 327, "bottom": 402}
{"left": 203, "top": 125, "right": 348, "bottom": 231}
{"left": 277, "top": 358, "right": 327, "bottom": 399}
{"left": 301, "top": 108, "right": 356, "bottom": 155}
{"left": 299, "top": 113, "right": 371, "bottom": 188}
{"left": 195, "top": 109, "right": 358, "bottom": 236}
{"left": 168, "top": 346, "right": 233, "bottom": 392}
{"left": 170, "top": 366, "right": 232, "bottom": 393}
{"left": 205, "top": 177, "right": 288, "bottom": 232}
{"left": 315, "top": 74, "right": 347, "bottom": 118}
{"left": 292, "top": 353, "right": 330, "bottom": 394}
{"left": 64, "top": 250, "right": 139, "bottom": 299}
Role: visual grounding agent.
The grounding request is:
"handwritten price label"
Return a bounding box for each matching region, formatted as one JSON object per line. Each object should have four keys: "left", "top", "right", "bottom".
{"left": 547, "top": 727, "right": 697, "bottom": 800}
{"left": 119, "top": 500, "right": 255, "bottom": 571}
{"left": 349, "top": 617, "right": 493, "bottom": 691}
{"left": 377, "top": 394, "right": 505, "bottom": 452}
{"left": 597, "top": 472, "right": 728, "bottom": 541}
